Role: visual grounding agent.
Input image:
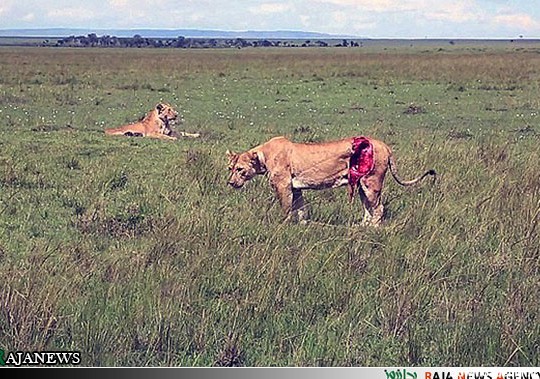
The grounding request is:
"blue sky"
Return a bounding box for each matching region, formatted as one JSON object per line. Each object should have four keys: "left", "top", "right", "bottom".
{"left": 1, "top": 0, "right": 539, "bottom": 38}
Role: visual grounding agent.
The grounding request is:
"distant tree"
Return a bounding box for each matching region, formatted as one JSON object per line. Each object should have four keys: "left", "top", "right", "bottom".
{"left": 53, "top": 32, "right": 376, "bottom": 49}
{"left": 175, "top": 36, "right": 186, "bottom": 48}
{"left": 87, "top": 33, "right": 98, "bottom": 46}
{"left": 99, "top": 35, "right": 116, "bottom": 47}
{"left": 99, "top": 35, "right": 108, "bottom": 46}
{"left": 234, "top": 38, "right": 249, "bottom": 48}
{"left": 132, "top": 34, "right": 146, "bottom": 47}
{"left": 79, "top": 36, "right": 90, "bottom": 47}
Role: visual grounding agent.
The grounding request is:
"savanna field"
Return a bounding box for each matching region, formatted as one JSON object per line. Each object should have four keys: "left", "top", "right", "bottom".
{"left": 0, "top": 44, "right": 539, "bottom": 366}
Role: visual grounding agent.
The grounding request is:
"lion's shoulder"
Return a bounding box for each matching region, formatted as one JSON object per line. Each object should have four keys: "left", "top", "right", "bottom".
{"left": 140, "top": 109, "right": 162, "bottom": 131}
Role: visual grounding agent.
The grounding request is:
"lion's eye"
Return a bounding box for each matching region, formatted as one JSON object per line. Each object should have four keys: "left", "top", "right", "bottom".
{"left": 236, "top": 167, "right": 243, "bottom": 172}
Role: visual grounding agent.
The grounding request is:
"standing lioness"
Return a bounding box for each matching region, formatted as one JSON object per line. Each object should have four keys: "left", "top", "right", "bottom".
{"left": 227, "top": 136, "right": 435, "bottom": 226}
{"left": 104, "top": 103, "right": 200, "bottom": 140}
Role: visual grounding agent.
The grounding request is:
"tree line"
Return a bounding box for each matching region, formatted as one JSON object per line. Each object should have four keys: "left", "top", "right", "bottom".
{"left": 56, "top": 34, "right": 362, "bottom": 48}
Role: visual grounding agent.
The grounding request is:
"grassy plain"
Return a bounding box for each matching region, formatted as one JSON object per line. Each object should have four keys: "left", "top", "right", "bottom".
{"left": 0, "top": 45, "right": 539, "bottom": 366}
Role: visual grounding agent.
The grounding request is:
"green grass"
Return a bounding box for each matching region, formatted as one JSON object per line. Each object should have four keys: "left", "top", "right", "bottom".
{"left": 0, "top": 46, "right": 539, "bottom": 366}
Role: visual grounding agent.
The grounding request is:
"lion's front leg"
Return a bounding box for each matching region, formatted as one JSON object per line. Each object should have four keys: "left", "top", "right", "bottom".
{"left": 270, "top": 173, "right": 296, "bottom": 221}
{"left": 177, "top": 131, "right": 201, "bottom": 138}
{"left": 274, "top": 187, "right": 307, "bottom": 224}
{"left": 147, "top": 132, "right": 178, "bottom": 141}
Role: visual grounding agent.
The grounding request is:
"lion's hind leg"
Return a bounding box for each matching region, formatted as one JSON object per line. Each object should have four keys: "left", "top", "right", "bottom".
{"left": 104, "top": 128, "right": 126, "bottom": 136}
{"left": 124, "top": 131, "right": 144, "bottom": 137}
{"left": 292, "top": 189, "right": 308, "bottom": 224}
{"left": 358, "top": 175, "right": 384, "bottom": 227}
{"left": 105, "top": 126, "right": 144, "bottom": 137}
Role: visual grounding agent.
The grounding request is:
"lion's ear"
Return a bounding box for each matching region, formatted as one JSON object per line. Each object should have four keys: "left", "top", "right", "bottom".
{"left": 226, "top": 150, "right": 238, "bottom": 163}
{"left": 156, "top": 103, "right": 164, "bottom": 112}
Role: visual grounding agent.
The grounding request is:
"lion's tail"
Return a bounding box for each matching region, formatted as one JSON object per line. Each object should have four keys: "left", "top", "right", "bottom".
{"left": 388, "top": 154, "right": 436, "bottom": 186}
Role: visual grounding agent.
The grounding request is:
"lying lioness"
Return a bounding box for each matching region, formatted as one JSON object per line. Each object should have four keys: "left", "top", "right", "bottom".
{"left": 104, "top": 103, "right": 200, "bottom": 140}
{"left": 227, "top": 136, "right": 435, "bottom": 226}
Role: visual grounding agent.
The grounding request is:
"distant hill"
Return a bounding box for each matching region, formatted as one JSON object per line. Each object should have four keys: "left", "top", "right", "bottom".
{"left": 0, "top": 28, "right": 357, "bottom": 39}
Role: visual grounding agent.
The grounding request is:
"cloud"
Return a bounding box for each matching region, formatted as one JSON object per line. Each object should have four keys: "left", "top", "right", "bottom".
{"left": 315, "top": 0, "right": 487, "bottom": 21}
{"left": 47, "top": 7, "right": 97, "bottom": 22}
{"left": 311, "top": 0, "right": 487, "bottom": 35}
{"left": 109, "top": 0, "right": 128, "bottom": 8}
{"left": 249, "top": 2, "right": 293, "bottom": 15}
{"left": 424, "top": 2, "right": 482, "bottom": 23}
{"left": 493, "top": 12, "right": 540, "bottom": 30}
{"left": 0, "top": 0, "right": 14, "bottom": 17}
{"left": 314, "top": 0, "right": 428, "bottom": 13}
{"left": 332, "top": 11, "right": 348, "bottom": 24}
{"left": 300, "top": 15, "right": 311, "bottom": 27}
{"left": 22, "top": 13, "right": 35, "bottom": 22}
{"left": 108, "top": 0, "right": 170, "bottom": 12}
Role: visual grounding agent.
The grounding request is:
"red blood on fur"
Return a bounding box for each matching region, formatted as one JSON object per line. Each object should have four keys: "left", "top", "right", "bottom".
{"left": 348, "top": 136, "right": 374, "bottom": 200}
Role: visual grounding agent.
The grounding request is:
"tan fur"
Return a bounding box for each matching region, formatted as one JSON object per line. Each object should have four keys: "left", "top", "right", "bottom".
{"left": 227, "top": 136, "right": 435, "bottom": 226}
{"left": 104, "top": 103, "right": 200, "bottom": 140}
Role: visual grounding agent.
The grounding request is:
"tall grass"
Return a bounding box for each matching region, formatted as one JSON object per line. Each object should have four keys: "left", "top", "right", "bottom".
{"left": 0, "top": 45, "right": 539, "bottom": 366}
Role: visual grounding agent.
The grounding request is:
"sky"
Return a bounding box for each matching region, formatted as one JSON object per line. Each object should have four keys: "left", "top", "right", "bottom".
{"left": 1, "top": 0, "right": 540, "bottom": 38}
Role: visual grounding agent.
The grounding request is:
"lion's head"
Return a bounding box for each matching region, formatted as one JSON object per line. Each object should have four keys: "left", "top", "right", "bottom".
{"left": 226, "top": 150, "right": 266, "bottom": 188}
{"left": 155, "top": 103, "right": 179, "bottom": 134}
